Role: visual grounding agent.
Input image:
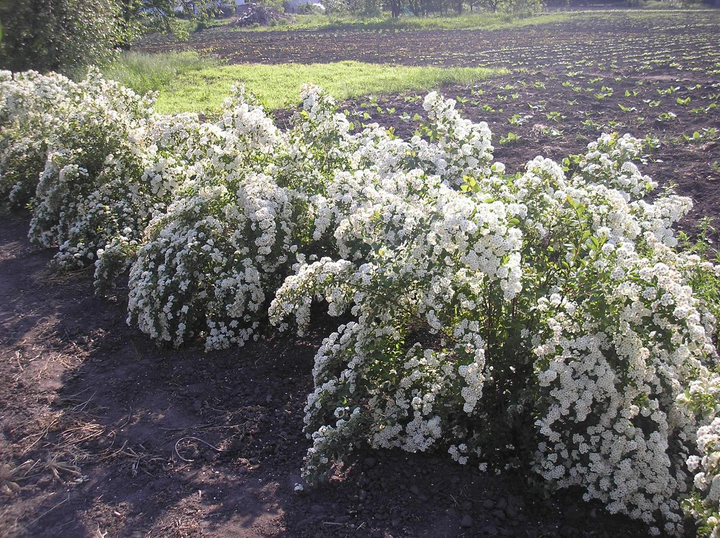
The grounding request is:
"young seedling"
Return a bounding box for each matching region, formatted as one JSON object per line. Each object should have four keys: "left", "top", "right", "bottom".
{"left": 499, "top": 132, "right": 520, "bottom": 145}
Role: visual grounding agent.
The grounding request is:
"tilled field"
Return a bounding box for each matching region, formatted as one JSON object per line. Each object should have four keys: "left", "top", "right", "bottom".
{"left": 137, "top": 12, "right": 720, "bottom": 74}
{"left": 2, "top": 10, "right": 720, "bottom": 538}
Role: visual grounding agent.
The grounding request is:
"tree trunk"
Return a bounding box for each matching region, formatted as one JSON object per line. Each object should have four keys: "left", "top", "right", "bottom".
{"left": 390, "top": 0, "right": 401, "bottom": 17}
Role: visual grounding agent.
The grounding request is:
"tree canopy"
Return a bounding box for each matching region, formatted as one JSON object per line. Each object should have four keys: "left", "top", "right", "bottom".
{"left": 0, "top": 0, "right": 219, "bottom": 74}
{"left": 0, "top": 0, "right": 129, "bottom": 73}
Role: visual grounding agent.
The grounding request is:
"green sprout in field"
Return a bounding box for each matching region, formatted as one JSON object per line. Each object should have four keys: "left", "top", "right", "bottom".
{"left": 499, "top": 132, "right": 520, "bottom": 145}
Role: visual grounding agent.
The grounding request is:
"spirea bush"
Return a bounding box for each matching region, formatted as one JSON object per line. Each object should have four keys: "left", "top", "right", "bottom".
{"left": 0, "top": 70, "right": 79, "bottom": 210}
{"left": 93, "top": 111, "right": 207, "bottom": 293}
{"left": 0, "top": 69, "right": 166, "bottom": 279}
{"left": 126, "top": 172, "right": 304, "bottom": 350}
{"left": 270, "top": 97, "right": 720, "bottom": 535}
{"left": 27, "top": 70, "right": 158, "bottom": 271}
{"left": 3, "top": 71, "right": 720, "bottom": 537}
{"left": 126, "top": 87, "right": 329, "bottom": 350}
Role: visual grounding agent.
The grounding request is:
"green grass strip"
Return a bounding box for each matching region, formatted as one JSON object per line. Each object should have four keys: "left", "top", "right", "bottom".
{"left": 234, "top": 8, "right": 719, "bottom": 33}
{"left": 103, "top": 51, "right": 221, "bottom": 97}
{"left": 143, "top": 60, "right": 507, "bottom": 113}
{"left": 240, "top": 11, "right": 572, "bottom": 33}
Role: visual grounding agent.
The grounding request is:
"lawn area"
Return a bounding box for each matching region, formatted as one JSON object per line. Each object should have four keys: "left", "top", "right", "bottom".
{"left": 106, "top": 54, "right": 507, "bottom": 113}
{"left": 102, "top": 51, "right": 221, "bottom": 97}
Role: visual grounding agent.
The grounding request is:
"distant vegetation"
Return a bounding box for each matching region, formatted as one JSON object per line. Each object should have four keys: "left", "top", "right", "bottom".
{"left": 235, "top": 10, "right": 573, "bottom": 31}
{"left": 230, "top": 6, "right": 712, "bottom": 33}
{"left": 0, "top": 0, "right": 128, "bottom": 73}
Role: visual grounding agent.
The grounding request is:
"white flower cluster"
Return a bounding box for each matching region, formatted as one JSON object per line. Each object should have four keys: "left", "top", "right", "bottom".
{"left": 518, "top": 141, "right": 720, "bottom": 534}
{"left": 125, "top": 86, "right": 356, "bottom": 350}
{"left": 580, "top": 132, "right": 657, "bottom": 200}
{"left": 127, "top": 172, "right": 299, "bottom": 350}
{"left": 417, "top": 91, "right": 494, "bottom": 185}
{"left": 0, "top": 70, "right": 77, "bottom": 208}
{"left": 4, "top": 72, "right": 720, "bottom": 536}
{"left": 678, "top": 372, "right": 720, "bottom": 538}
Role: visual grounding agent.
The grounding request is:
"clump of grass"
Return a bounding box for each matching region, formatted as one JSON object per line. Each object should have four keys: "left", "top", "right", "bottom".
{"left": 150, "top": 60, "right": 507, "bottom": 113}
{"left": 102, "top": 51, "right": 221, "bottom": 96}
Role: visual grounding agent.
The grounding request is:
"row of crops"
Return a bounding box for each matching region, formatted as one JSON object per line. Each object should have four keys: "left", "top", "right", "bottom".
{"left": 2, "top": 69, "right": 720, "bottom": 536}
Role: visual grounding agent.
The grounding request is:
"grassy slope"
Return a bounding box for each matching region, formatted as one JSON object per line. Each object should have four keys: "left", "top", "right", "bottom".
{"left": 106, "top": 55, "right": 507, "bottom": 113}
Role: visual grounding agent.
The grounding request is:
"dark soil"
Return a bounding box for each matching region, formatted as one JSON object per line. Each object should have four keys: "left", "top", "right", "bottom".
{"left": 137, "top": 11, "right": 720, "bottom": 74}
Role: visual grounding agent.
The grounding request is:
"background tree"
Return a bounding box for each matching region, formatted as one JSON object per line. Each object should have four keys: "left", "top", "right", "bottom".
{"left": 119, "top": 0, "right": 221, "bottom": 36}
{"left": 383, "top": 0, "right": 544, "bottom": 17}
{"left": 0, "top": 0, "right": 224, "bottom": 74}
{"left": 0, "top": 0, "right": 127, "bottom": 73}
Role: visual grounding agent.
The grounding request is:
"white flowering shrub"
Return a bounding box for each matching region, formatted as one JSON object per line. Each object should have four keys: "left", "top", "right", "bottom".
{"left": 1, "top": 71, "right": 214, "bottom": 291}
{"left": 124, "top": 85, "right": 495, "bottom": 351}
{"left": 27, "top": 71, "right": 158, "bottom": 272}
{"left": 126, "top": 174, "right": 303, "bottom": 350}
{"left": 94, "top": 112, "right": 210, "bottom": 293}
{"left": 4, "top": 70, "right": 720, "bottom": 536}
{"left": 412, "top": 91, "right": 494, "bottom": 185}
{"left": 686, "top": 415, "right": 720, "bottom": 537}
{"left": 272, "top": 122, "right": 720, "bottom": 536}
{"left": 126, "top": 88, "right": 305, "bottom": 350}
{"left": 681, "top": 364, "right": 720, "bottom": 537}
{"left": 454, "top": 137, "right": 719, "bottom": 536}
{"left": 0, "top": 70, "right": 79, "bottom": 209}
{"left": 0, "top": 70, "right": 184, "bottom": 294}
{"left": 270, "top": 167, "right": 523, "bottom": 477}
